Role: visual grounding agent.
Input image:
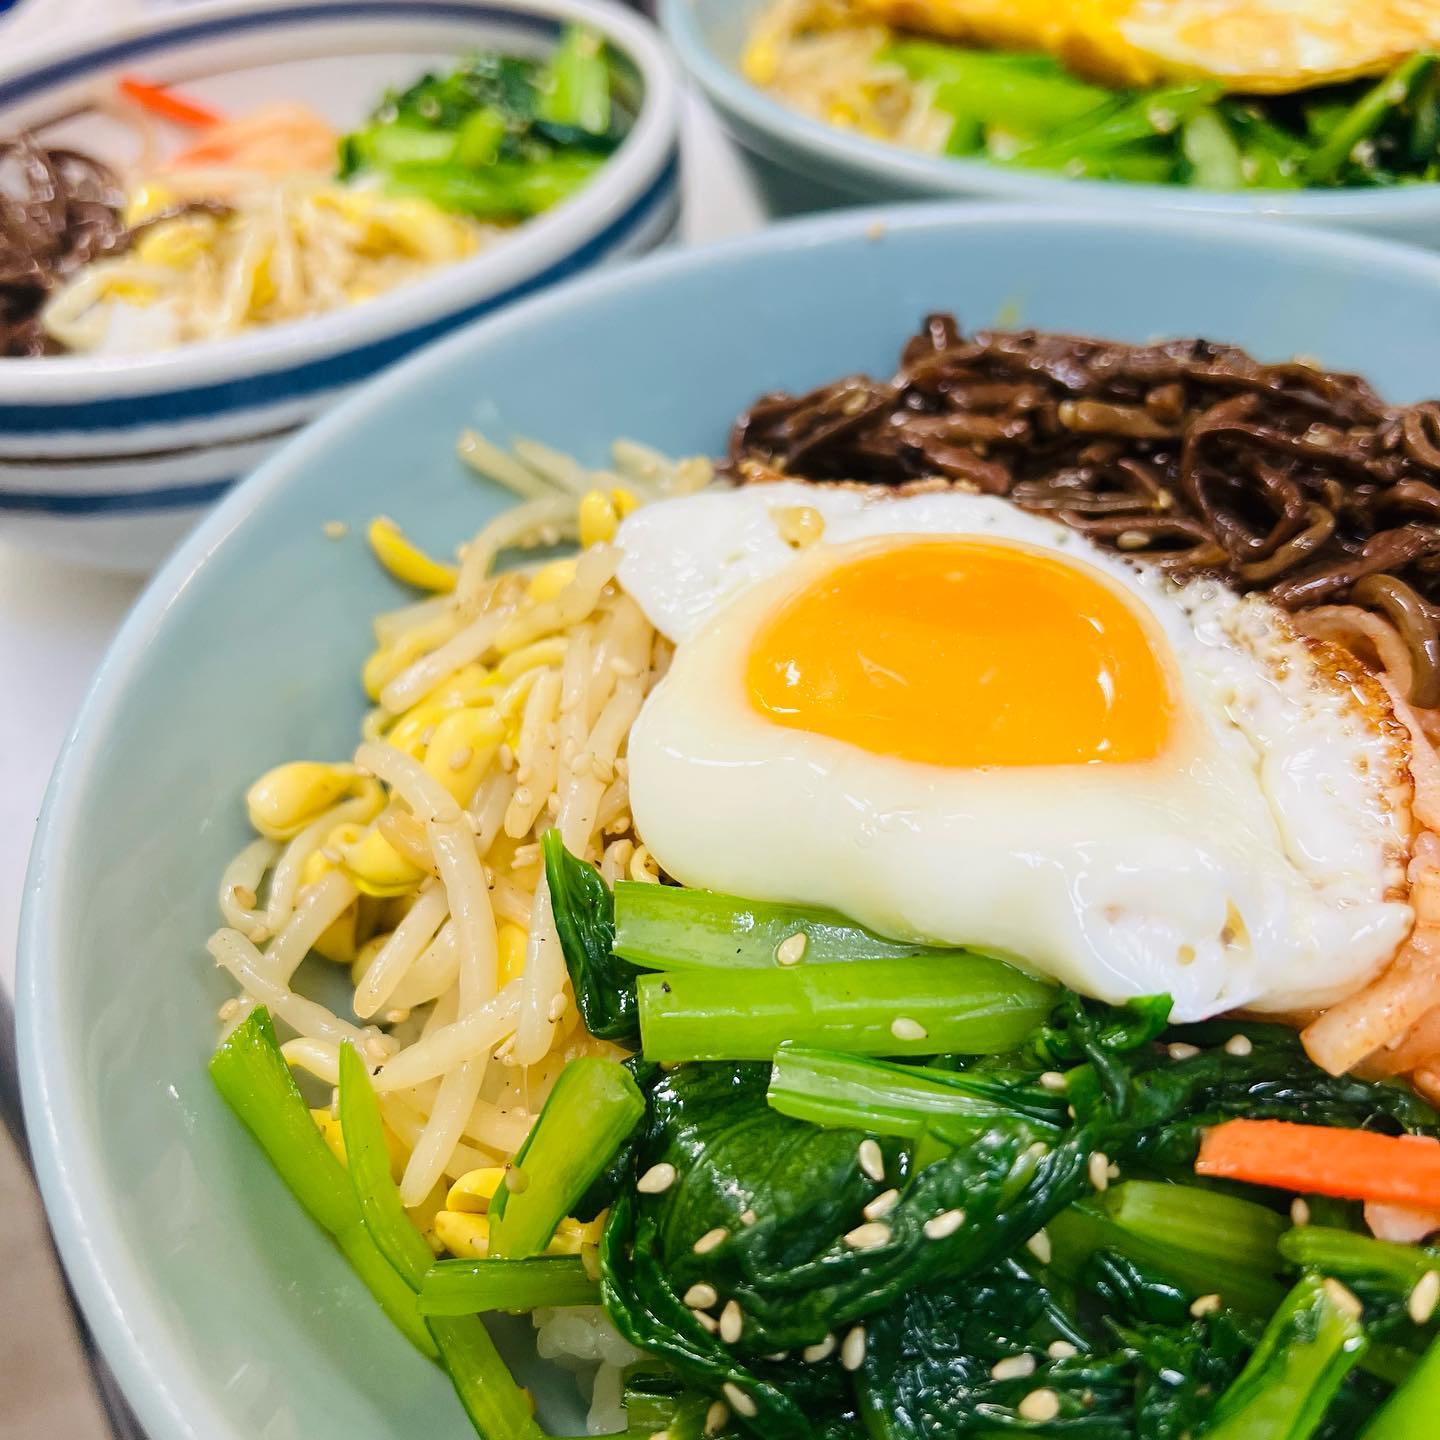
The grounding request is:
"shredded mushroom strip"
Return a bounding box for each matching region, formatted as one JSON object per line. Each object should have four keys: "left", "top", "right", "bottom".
{"left": 208, "top": 432, "right": 712, "bottom": 1251}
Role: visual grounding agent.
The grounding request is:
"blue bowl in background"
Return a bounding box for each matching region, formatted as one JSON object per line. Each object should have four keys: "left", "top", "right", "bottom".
{"left": 663, "top": 0, "right": 1440, "bottom": 242}
{"left": 21, "top": 206, "right": 1440, "bottom": 1440}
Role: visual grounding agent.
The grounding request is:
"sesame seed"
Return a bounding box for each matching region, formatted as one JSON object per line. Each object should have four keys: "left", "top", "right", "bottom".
{"left": 719, "top": 1299, "right": 744, "bottom": 1344}
{"left": 1047, "top": 1340, "right": 1078, "bottom": 1359}
{"left": 694, "top": 1311, "right": 719, "bottom": 1334}
{"left": 217, "top": 997, "right": 240, "bottom": 1021}
{"left": 448, "top": 747, "right": 473, "bottom": 772}
{"left": 383, "top": 1007, "right": 410, "bottom": 1025}
{"left": 864, "top": 1189, "right": 900, "bottom": 1221}
{"left": 1290, "top": 1198, "right": 1311, "bottom": 1227}
{"left": 1026, "top": 1230, "right": 1052, "bottom": 1264}
{"left": 650, "top": 1430, "right": 670, "bottom": 1440}
{"left": 704, "top": 1401, "right": 729, "bottom": 1436}
{"left": 1409, "top": 1271, "right": 1440, "bottom": 1325}
{"left": 1168, "top": 1042, "right": 1201, "bottom": 1061}
{"left": 1189, "top": 1293, "right": 1221, "bottom": 1317}
{"left": 637, "top": 1163, "right": 676, "bottom": 1195}
{"left": 844, "top": 1221, "right": 892, "bottom": 1250}
{"left": 231, "top": 884, "right": 257, "bottom": 909}
{"left": 1039, "top": 1071, "right": 1067, "bottom": 1091}
{"left": 890, "top": 1016, "right": 928, "bottom": 1042}
{"left": 722, "top": 1383, "right": 757, "bottom": 1419}
{"left": 765, "top": 1351, "right": 790, "bottom": 1362}
{"left": 924, "top": 1208, "right": 966, "bottom": 1240}
{"left": 803, "top": 1334, "right": 836, "bottom": 1363}
{"left": 1107, "top": 1161, "right": 1121, "bottom": 1181}
{"left": 498, "top": 743, "right": 515, "bottom": 771}
{"left": 739, "top": 1208, "right": 758, "bottom": 1226}
{"left": 1089, "top": 1152, "right": 1110, "bottom": 1192}
{"left": 323, "top": 519, "right": 349, "bottom": 539}
{"left": 693, "top": 1227, "right": 729, "bottom": 1254}
{"left": 776, "top": 931, "right": 808, "bottom": 966}
{"left": 1225, "top": 1033, "right": 1253, "bottom": 1057}
{"left": 1324, "top": 1278, "right": 1364, "bottom": 1320}
{"left": 1018, "top": 1389, "right": 1061, "bottom": 1423}
{"left": 991, "top": 1354, "right": 1036, "bottom": 1381}
{"left": 857, "top": 1139, "right": 885, "bottom": 1182}
{"left": 841, "top": 1326, "right": 867, "bottom": 1371}
{"left": 547, "top": 992, "right": 570, "bottom": 1023}
{"left": 503, "top": 1164, "right": 529, "bottom": 1194}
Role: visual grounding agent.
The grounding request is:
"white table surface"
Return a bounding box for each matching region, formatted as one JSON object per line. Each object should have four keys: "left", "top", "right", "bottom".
{"left": 0, "top": 91, "right": 769, "bottom": 1007}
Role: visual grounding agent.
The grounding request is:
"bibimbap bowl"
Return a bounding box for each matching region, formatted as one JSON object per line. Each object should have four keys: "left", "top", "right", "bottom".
{"left": 663, "top": 0, "right": 1440, "bottom": 235}
{"left": 0, "top": 0, "right": 679, "bottom": 573}
{"left": 22, "top": 206, "right": 1440, "bottom": 1440}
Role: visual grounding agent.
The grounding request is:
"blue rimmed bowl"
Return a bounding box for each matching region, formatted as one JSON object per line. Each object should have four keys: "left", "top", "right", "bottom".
{"left": 663, "top": 0, "right": 1440, "bottom": 236}
{"left": 0, "top": 0, "right": 679, "bottom": 573}
{"left": 20, "top": 205, "right": 1440, "bottom": 1440}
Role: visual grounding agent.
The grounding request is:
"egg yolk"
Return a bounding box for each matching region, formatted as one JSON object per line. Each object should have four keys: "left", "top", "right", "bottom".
{"left": 745, "top": 539, "right": 1174, "bottom": 767}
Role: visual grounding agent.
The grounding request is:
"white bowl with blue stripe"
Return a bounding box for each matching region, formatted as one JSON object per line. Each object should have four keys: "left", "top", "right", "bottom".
{"left": 0, "top": 0, "right": 680, "bottom": 573}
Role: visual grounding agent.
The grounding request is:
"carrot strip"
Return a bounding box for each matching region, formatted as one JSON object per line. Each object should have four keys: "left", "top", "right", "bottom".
{"left": 118, "top": 77, "right": 222, "bottom": 129}
{"left": 1197, "top": 1118, "right": 1440, "bottom": 1208}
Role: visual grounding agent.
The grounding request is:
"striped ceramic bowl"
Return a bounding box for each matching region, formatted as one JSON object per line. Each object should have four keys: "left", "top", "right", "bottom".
{"left": 0, "top": 0, "right": 680, "bottom": 572}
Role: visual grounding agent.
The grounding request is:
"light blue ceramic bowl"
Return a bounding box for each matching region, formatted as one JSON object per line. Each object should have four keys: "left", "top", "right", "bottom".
{"left": 21, "top": 206, "right": 1440, "bottom": 1440}
{"left": 664, "top": 0, "right": 1440, "bottom": 242}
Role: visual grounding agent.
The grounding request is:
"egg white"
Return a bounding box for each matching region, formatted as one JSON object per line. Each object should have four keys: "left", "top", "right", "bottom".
{"left": 618, "top": 483, "right": 1414, "bottom": 1021}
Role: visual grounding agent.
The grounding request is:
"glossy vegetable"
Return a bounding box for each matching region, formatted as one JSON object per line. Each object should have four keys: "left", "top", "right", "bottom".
{"left": 880, "top": 43, "right": 1440, "bottom": 189}
{"left": 209, "top": 1008, "right": 435, "bottom": 1357}
{"left": 339, "top": 26, "right": 622, "bottom": 220}
{"left": 336, "top": 1043, "right": 544, "bottom": 1439}
{"left": 1197, "top": 1118, "right": 1440, "bottom": 1207}
{"left": 487, "top": 1055, "right": 644, "bottom": 1258}
{"left": 118, "top": 76, "right": 221, "bottom": 129}
{"left": 419, "top": 1256, "right": 598, "bottom": 1316}
{"left": 637, "top": 955, "right": 1056, "bottom": 1061}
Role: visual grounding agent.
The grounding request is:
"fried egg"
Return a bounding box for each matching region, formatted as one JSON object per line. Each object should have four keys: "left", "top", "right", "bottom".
{"left": 856, "top": 0, "right": 1440, "bottom": 93}
{"left": 617, "top": 484, "right": 1415, "bottom": 1021}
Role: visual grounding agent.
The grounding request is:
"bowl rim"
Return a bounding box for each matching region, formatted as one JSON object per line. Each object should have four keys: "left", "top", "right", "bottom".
{"left": 661, "top": 0, "right": 1440, "bottom": 219}
{"left": 22, "top": 203, "right": 1440, "bottom": 1440}
{"left": 0, "top": 0, "right": 679, "bottom": 401}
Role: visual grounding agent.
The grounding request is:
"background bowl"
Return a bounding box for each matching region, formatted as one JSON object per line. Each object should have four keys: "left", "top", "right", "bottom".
{"left": 22, "top": 206, "right": 1440, "bottom": 1440}
{"left": 663, "top": 0, "right": 1440, "bottom": 239}
{"left": 0, "top": 0, "right": 679, "bottom": 573}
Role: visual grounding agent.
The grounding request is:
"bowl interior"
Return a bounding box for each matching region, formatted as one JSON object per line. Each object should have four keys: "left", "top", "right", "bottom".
{"left": 24, "top": 208, "right": 1440, "bottom": 1440}
{"left": 0, "top": 0, "right": 671, "bottom": 392}
{"left": 666, "top": 0, "right": 1440, "bottom": 232}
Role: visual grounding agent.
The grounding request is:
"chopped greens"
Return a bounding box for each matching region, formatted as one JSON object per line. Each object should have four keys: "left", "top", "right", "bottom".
{"left": 487, "top": 1055, "right": 644, "bottom": 1258}
{"left": 636, "top": 954, "right": 1055, "bottom": 1061}
{"left": 339, "top": 25, "right": 624, "bottom": 219}
{"left": 880, "top": 43, "right": 1440, "bottom": 189}
{"left": 336, "top": 1042, "right": 546, "bottom": 1439}
{"left": 212, "top": 857, "right": 1440, "bottom": 1439}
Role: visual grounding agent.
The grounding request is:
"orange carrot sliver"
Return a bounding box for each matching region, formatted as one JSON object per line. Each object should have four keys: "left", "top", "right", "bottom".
{"left": 118, "top": 76, "right": 222, "bottom": 130}
{"left": 1196, "top": 1118, "right": 1440, "bottom": 1209}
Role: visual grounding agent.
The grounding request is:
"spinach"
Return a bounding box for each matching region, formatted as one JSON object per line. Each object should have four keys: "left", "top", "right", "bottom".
{"left": 542, "top": 829, "right": 640, "bottom": 1045}
{"left": 337, "top": 27, "right": 622, "bottom": 219}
